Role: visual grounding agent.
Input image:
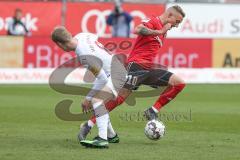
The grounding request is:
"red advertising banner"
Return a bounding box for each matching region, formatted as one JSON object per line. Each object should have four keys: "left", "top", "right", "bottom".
{"left": 24, "top": 37, "right": 212, "bottom": 68}
{"left": 23, "top": 37, "right": 131, "bottom": 68}
{"left": 99, "top": 38, "right": 134, "bottom": 54}
{"left": 24, "top": 37, "right": 75, "bottom": 68}
{"left": 157, "top": 39, "right": 212, "bottom": 68}
{"left": 65, "top": 2, "right": 165, "bottom": 37}
{"left": 0, "top": 2, "right": 61, "bottom": 36}
{"left": 100, "top": 38, "right": 212, "bottom": 68}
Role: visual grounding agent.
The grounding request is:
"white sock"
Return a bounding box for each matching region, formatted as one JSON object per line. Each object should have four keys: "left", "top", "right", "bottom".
{"left": 87, "top": 120, "right": 95, "bottom": 128}
{"left": 151, "top": 106, "right": 159, "bottom": 113}
{"left": 93, "top": 101, "right": 109, "bottom": 140}
{"left": 96, "top": 114, "right": 109, "bottom": 140}
{"left": 107, "top": 121, "right": 116, "bottom": 138}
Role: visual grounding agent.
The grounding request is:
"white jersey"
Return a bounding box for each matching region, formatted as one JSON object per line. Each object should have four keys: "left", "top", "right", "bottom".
{"left": 74, "top": 33, "right": 121, "bottom": 99}
{"left": 74, "top": 33, "right": 112, "bottom": 76}
{"left": 73, "top": 33, "right": 126, "bottom": 99}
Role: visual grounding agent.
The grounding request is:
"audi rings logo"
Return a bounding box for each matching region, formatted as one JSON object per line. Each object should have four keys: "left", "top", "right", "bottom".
{"left": 81, "top": 9, "right": 146, "bottom": 38}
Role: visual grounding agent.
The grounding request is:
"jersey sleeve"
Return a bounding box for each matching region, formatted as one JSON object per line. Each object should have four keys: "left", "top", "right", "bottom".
{"left": 86, "top": 68, "right": 108, "bottom": 100}
{"left": 141, "top": 16, "right": 158, "bottom": 30}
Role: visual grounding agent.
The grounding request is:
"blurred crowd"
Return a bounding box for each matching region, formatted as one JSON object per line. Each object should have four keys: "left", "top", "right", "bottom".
{"left": 7, "top": 8, "right": 30, "bottom": 36}
{"left": 5, "top": 0, "right": 240, "bottom": 38}
{"left": 106, "top": 2, "right": 132, "bottom": 37}
{"left": 7, "top": 1, "right": 133, "bottom": 38}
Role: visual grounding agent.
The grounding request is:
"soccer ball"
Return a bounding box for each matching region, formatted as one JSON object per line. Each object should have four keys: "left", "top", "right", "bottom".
{"left": 144, "top": 120, "right": 165, "bottom": 140}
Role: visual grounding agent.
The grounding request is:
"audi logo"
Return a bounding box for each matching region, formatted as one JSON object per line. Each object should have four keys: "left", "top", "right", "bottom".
{"left": 81, "top": 9, "right": 146, "bottom": 38}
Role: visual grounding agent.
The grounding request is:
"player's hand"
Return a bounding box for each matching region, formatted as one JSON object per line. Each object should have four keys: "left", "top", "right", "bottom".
{"left": 154, "top": 23, "right": 172, "bottom": 35}
{"left": 81, "top": 99, "right": 92, "bottom": 113}
{"left": 160, "top": 23, "right": 172, "bottom": 34}
{"left": 164, "top": 23, "right": 172, "bottom": 30}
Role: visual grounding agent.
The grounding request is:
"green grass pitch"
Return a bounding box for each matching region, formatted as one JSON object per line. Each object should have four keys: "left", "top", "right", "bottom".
{"left": 0, "top": 84, "right": 240, "bottom": 160}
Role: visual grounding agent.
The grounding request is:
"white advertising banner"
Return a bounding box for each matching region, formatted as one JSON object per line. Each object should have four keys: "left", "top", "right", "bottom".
{"left": 167, "top": 4, "right": 240, "bottom": 38}
{"left": 0, "top": 68, "right": 240, "bottom": 84}
{"left": 170, "top": 68, "right": 240, "bottom": 83}
{"left": 0, "top": 68, "right": 86, "bottom": 84}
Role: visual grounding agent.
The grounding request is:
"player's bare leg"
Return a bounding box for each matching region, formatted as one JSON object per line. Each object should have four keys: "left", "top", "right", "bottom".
{"left": 144, "top": 74, "right": 186, "bottom": 120}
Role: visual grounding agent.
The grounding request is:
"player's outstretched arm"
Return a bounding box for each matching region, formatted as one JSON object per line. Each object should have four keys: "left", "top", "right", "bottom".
{"left": 85, "top": 67, "right": 108, "bottom": 101}
{"left": 134, "top": 23, "right": 171, "bottom": 36}
{"left": 81, "top": 67, "right": 108, "bottom": 112}
{"left": 134, "top": 24, "right": 159, "bottom": 36}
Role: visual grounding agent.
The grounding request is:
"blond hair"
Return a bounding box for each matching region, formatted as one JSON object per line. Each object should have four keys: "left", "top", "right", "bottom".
{"left": 167, "top": 5, "right": 185, "bottom": 18}
{"left": 51, "top": 26, "right": 72, "bottom": 43}
{"left": 171, "top": 5, "right": 185, "bottom": 18}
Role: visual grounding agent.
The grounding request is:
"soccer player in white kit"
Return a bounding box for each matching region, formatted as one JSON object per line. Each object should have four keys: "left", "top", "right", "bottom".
{"left": 51, "top": 26, "right": 125, "bottom": 148}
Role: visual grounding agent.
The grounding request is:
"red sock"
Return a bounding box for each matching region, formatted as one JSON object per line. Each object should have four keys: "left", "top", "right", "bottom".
{"left": 152, "top": 83, "right": 186, "bottom": 112}
{"left": 89, "top": 95, "right": 125, "bottom": 124}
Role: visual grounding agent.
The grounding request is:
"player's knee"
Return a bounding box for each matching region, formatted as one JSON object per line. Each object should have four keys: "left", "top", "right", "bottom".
{"left": 117, "top": 88, "right": 131, "bottom": 105}
{"left": 169, "top": 74, "right": 186, "bottom": 87}
{"left": 117, "top": 95, "right": 125, "bottom": 105}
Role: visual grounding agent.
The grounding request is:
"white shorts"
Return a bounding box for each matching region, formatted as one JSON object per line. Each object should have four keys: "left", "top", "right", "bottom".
{"left": 106, "top": 78, "right": 118, "bottom": 97}
{"left": 106, "top": 55, "right": 128, "bottom": 97}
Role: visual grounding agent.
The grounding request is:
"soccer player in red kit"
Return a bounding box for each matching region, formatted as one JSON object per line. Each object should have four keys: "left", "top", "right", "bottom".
{"left": 126, "top": 5, "right": 186, "bottom": 120}
{"left": 79, "top": 5, "right": 186, "bottom": 141}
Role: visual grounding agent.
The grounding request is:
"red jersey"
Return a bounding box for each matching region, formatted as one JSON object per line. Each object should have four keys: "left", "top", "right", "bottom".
{"left": 128, "top": 16, "right": 166, "bottom": 69}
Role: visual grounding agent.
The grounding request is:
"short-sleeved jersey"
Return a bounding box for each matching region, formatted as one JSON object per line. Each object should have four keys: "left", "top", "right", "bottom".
{"left": 74, "top": 33, "right": 126, "bottom": 97}
{"left": 127, "top": 16, "right": 166, "bottom": 69}
{"left": 74, "top": 33, "right": 112, "bottom": 75}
